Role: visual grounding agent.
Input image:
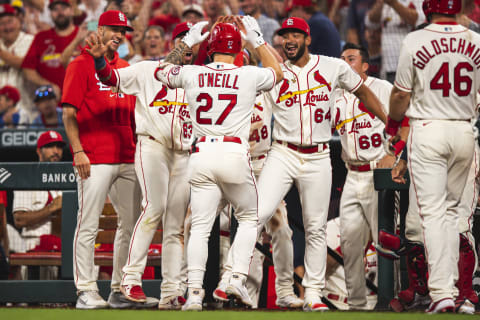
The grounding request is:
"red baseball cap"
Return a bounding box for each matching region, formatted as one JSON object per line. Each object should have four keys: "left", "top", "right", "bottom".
{"left": 0, "top": 85, "right": 20, "bottom": 105}
{"left": 48, "top": 0, "right": 71, "bottom": 10}
{"left": 37, "top": 130, "right": 65, "bottom": 149}
{"left": 99, "top": 10, "right": 133, "bottom": 32}
{"left": 0, "top": 4, "right": 16, "bottom": 17}
{"left": 172, "top": 22, "right": 193, "bottom": 40}
{"left": 276, "top": 17, "right": 310, "bottom": 36}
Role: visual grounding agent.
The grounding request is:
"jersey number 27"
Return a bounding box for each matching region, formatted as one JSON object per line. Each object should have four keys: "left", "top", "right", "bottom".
{"left": 196, "top": 93, "right": 237, "bottom": 125}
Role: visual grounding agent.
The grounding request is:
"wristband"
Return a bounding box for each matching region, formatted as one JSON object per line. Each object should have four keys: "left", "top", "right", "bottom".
{"left": 74, "top": 150, "right": 84, "bottom": 155}
{"left": 385, "top": 116, "right": 402, "bottom": 136}
{"left": 94, "top": 56, "right": 106, "bottom": 70}
{"left": 392, "top": 140, "right": 406, "bottom": 156}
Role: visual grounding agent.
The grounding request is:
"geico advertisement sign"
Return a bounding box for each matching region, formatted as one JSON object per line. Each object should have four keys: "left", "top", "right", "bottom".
{"left": 1, "top": 131, "right": 43, "bottom": 147}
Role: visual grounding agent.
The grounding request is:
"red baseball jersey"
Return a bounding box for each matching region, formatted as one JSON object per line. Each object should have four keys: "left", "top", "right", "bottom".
{"left": 61, "top": 49, "right": 136, "bottom": 164}
{"left": 21, "top": 27, "right": 79, "bottom": 88}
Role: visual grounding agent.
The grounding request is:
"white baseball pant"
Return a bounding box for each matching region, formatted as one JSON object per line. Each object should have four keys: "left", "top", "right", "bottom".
{"left": 408, "top": 119, "right": 474, "bottom": 302}
{"left": 257, "top": 142, "right": 331, "bottom": 299}
{"left": 121, "top": 136, "right": 190, "bottom": 299}
{"left": 186, "top": 139, "right": 258, "bottom": 289}
{"left": 73, "top": 163, "right": 141, "bottom": 292}
{"left": 340, "top": 169, "right": 378, "bottom": 308}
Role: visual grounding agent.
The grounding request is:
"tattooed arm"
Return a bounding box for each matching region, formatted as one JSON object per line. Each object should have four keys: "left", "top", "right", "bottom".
{"left": 164, "top": 41, "right": 190, "bottom": 65}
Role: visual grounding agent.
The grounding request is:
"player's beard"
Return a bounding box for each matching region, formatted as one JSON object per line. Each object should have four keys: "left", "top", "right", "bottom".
{"left": 285, "top": 41, "right": 306, "bottom": 63}
{"left": 53, "top": 16, "right": 72, "bottom": 30}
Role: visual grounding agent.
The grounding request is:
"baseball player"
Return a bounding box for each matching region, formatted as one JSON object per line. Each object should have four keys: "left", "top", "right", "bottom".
{"left": 86, "top": 21, "right": 196, "bottom": 309}
{"left": 256, "top": 17, "right": 387, "bottom": 312}
{"left": 62, "top": 10, "right": 148, "bottom": 309}
{"left": 385, "top": 0, "right": 480, "bottom": 313}
{"left": 155, "top": 16, "right": 283, "bottom": 311}
{"left": 333, "top": 42, "right": 394, "bottom": 310}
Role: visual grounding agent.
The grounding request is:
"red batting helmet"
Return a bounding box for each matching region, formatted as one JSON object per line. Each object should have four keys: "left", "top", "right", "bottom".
{"left": 207, "top": 23, "right": 242, "bottom": 57}
{"left": 425, "top": 0, "right": 461, "bottom": 16}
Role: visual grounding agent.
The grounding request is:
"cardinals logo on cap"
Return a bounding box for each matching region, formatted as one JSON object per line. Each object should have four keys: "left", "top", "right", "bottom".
{"left": 50, "top": 131, "right": 59, "bottom": 139}
{"left": 119, "top": 12, "right": 125, "bottom": 21}
{"left": 287, "top": 18, "right": 294, "bottom": 26}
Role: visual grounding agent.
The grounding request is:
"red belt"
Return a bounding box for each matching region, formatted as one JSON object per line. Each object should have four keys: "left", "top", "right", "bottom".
{"left": 220, "top": 230, "right": 230, "bottom": 237}
{"left": 197, "top": 136, "right": 242, "bottom": 144}
{"left": 275, "top": 140, "right": 327, "bottom": 154}
{"left": 348, "top": 163, "right": 372, "bottom": 172}
{"left": 327, "top": 293, "right": 348, "bottom": 304}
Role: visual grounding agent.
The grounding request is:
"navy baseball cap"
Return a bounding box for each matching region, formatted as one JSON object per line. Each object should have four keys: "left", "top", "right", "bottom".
{"left": 34, "top": 85, "right": 56, "bottom": 102}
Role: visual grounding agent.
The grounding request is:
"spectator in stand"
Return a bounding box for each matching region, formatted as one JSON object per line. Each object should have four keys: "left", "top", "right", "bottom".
{"left": 0, "top": 3, "right": 37, "bottom": 124}
{"left": 129, "top": 25, "right": 166, "bottom": 64}
{"left": 31, "top": 85, "right": 63, "bottom": 128}
{"left": 6, "top": 130, "right": 64, "bottom": 279}
{"left": 21, "top": 0, "right": 82, "bottom": 98}
{"left": 77, "top": 0, "right": 107, "bottom": 25}
{"left": 366, "top": 0, "right": 425, "bottom": 83}
{"left": 239, "top": 0, "right": 280, "bottom": 45}
{"left": 346, "top": 0, "right": 375, "bottom": 48}
{"left": 287, "top": 0, "right": 342, "bottom": 57}
{"left": 181, "top": 3, "right": 204, "bottom": 23}
{"left": 0, "top": 85, "right": 21, "bottom": 128}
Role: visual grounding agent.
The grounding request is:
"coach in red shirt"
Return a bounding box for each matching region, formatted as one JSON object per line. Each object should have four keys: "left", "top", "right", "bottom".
{"left": 21, "top": 0, "right": 80, "bottom": 96}
{"left": 62, "top": 10, "right": 153, "bottom": 310}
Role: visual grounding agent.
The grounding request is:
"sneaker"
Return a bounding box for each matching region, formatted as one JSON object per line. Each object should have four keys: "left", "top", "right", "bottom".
{"left": 426, "top": 298, "right": 455, "bottom": 314}
{"left": 158, "top": 295, "right": 186, "bottom": 310}
{"left": 457, "top": 299, "right": 475, "bottom": 315}
{"left": 212, "top": 282, "right": 229, "bottom": 302}
{"left": 225, "top": 278, "right": 253, "bottom": 307}
{"left": 390, "top": 292, "right": 431, "bottom": 312}
{"left": 182, "top": 288, "right": 204, "bottom": 311}
{"left": 120, "top": 285, "right": 147, "bottom": 303}
{"left": 76, "top": 291, "right": 108, "bottom": 309}
{"left": 303, "top": 297, "right": 329, "bottom": 312}
{"left": 108, "top": 291, "right": 134, "bottom": 309}
{"left": 276, "top": 294, "right": 304, "bottom": 308}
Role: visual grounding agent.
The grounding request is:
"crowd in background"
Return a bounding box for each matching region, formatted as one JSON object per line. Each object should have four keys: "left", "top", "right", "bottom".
{"left": 0, "top": 0, "right": 478, "bottom": 130}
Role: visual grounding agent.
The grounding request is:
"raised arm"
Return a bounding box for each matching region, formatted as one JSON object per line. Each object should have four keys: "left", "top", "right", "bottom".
{"left": 353, "top": 84, "right": 388, "bottom": 124}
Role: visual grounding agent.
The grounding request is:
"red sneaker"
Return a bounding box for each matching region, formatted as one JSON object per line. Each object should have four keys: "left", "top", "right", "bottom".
{"left": 120, "top": 285, "right": 147, "bottom": 302}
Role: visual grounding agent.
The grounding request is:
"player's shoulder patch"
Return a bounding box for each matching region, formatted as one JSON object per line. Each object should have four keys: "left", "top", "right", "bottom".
{"left": 171, "top": 65, "right": 182, "bottom": 75}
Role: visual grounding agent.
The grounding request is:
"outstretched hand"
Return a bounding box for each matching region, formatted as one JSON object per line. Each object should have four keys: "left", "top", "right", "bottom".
{"left": 85, "top": 33, "right": 110, "bottom": 59}
{"left": 182, "top": 21, "right": 210, "bottom": 48}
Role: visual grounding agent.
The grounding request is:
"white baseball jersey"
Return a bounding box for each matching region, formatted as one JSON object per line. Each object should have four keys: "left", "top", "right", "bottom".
{"left": 249, "top": 93, "right": 273, "bottom": 158}
{"left": 114, "top": 60, "right": 192, "bottom": 150}
{"left": 334, "top": 76, "right": 392, "bottom": 163}
{"left": 266, "top": 54, "right": 363, "bottom": 145}
{"left": 395, "top": 23, "right": 480, "bottom": 120}
{"left": 12, "top": 190, "right": 62, "bottom": 238}
{"left": 158, "top": 62, "right": 276, "bottom": 140}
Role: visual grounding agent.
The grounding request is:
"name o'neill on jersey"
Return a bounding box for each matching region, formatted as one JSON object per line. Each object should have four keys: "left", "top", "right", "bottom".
{"left": 148, "top": 84, "right": 189, "bottom": 115}
{"left": 413, "top": 37, "right": 480, "bottom": 69}
{"left": 276, "top": 71, "right": 332, "bottom": 107}
{"left": 198, "top": 73, "right": 239, "bottom": 89}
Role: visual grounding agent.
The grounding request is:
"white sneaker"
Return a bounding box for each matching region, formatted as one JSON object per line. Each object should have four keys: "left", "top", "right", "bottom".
{"left": 225, "top": 278, "right": 252, "bottom": 307}
{"left": 426, "top": 298, "right": 455, "bottom": 314}
{"left": 76, "top": 291, "right": 109, "bottom": 309}
{"left": 276, "top": 294, "right": 304, "bottom": 308}
{"left": 212, "top": 282, "right": 229, "bottom": 302}
{"left": 158, "top": 295, "right": 186, "bottom": 310}
{"left": 303, "top": 296, "right": 329, "bottom": 312}
{"left": 457, "top": 299, "right": 475, "bottom": 315}
{"left": 182, "top": 288, "right": 204, "bottom": 311}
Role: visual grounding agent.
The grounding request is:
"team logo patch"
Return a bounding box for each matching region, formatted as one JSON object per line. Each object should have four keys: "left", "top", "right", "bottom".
{"left": 119, "top": 12, "right": 125, "bottom": 21}
{"left": 49, "top": 131, "right": 59, "bottom": 139}
{"left": 171, "top": 66, "right": 181, "bottom": 75}
{"left": 287, "top": 18, "right": 294, "bottom": 26}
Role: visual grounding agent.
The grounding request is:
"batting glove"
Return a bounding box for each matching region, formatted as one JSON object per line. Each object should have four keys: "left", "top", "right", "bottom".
{"left": 241, "top": 15, "right": 265, "bottom": 48}
{"left": 182, "top": 21, "right": 210, "bottom": 48}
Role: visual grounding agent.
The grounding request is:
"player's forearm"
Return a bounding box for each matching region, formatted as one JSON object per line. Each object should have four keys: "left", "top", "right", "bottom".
{"left": 13, "top": 206, "right": 57, "bottom": 228}
{"left": 62, "top": 105, "right": 84, "bottom": 154}
{"left": 93, "top": 56, "right": 118, "bottom": 87}
{"left": 164, "top": 41, "right": 188, "bottom": 65}
{"left": 60, "top": 36, "right": 82, "bottom": 68}
{"left": 388, "top": 0, "right": 418, "bottom": 27}
{"left": 388, "top": 86, "right": 411, "bottom": 121}
{"left": 255, "top": 44, "right": 284, "bottom": 83}
{"left": 0, "top": 50, "right": 24, "bottom": 69}
{"left": 354, "top": 84, "right": 387, "bottom": 123}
